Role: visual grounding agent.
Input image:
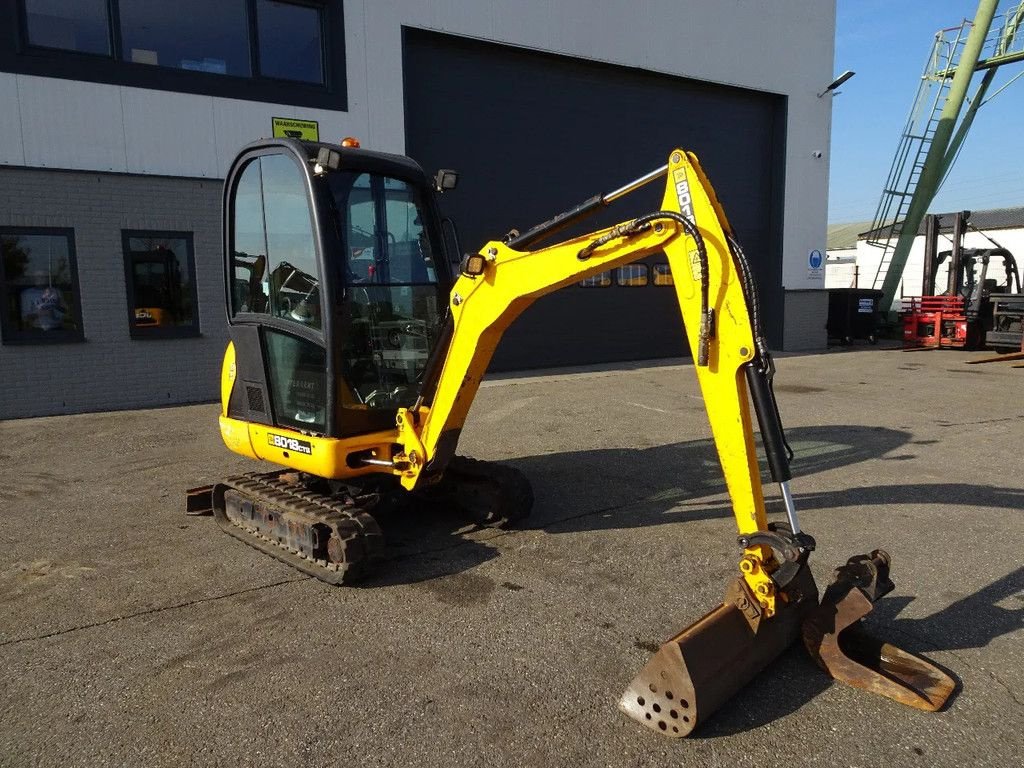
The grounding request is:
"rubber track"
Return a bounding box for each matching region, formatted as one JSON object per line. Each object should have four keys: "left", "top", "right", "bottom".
{"left": 212, "top": 472, "right": 385, "bottom": 586}
{"left": 442, "top": 456, "right": 534, "bottom": 527}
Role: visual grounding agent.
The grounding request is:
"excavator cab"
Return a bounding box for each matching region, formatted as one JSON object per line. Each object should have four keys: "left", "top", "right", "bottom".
{"left": 222, "top": 139, "right": 455, "bottom": 443}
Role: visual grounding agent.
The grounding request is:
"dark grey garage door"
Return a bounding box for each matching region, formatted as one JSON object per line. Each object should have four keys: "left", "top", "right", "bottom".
{"left": 403, "top": 29, "right": 786, "bottom": 371}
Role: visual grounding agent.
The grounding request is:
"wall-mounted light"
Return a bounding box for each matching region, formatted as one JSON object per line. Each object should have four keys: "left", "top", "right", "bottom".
{"left": 817, "top": 70, "right": 856, "bottom": 98}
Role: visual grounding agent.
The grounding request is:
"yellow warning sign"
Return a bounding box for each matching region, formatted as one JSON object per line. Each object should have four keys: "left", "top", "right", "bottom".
{"left": 271, "top": 117, "right": 320, "bottom": 141}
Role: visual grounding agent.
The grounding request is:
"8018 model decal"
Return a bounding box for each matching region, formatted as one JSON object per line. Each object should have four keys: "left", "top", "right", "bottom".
{"left": 267, "top": 433, "right": 313, "bottom": 455}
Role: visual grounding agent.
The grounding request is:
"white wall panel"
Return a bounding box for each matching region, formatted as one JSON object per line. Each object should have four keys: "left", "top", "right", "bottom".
{"left": 122, "top": 89, "right": 218, "bottom": 177}
{"left": 18, "top": 76, "right": 127, "bottom": 172}
{"left": 0, "top": 75, "right": 25, "bottom": 166}
{"left": 490, "top": 3, "right": 555, "bottom": 52}
{"left": 363, "top": 2, "right": 413, "bottom": 153}
{"left": 427, "top": 0, "right": 490, "bottom": 36}
{"left": 549, "top": 0, "right": 648, "bottom": 68}
{"left": 342, "top": 0, "right": 369, "bottom": 118}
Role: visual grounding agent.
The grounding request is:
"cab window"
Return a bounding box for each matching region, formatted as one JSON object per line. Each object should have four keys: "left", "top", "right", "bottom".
{"left": 230, "top": 153, "right": 322, "bottom": 328}
{"left": 328, "top": 170, "right": 444, "bottom": 410}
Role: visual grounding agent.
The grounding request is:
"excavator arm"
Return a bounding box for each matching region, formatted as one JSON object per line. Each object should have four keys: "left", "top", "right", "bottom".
{"left": 391, "top": 149, "right": 955, "bottom": 736}
{"left": 394, "top": 150, "right": 785, "bottom": 612}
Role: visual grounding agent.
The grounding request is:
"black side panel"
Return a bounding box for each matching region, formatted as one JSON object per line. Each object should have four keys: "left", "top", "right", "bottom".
{"left": 227, "top": 325, "right": 273, "bottom": 425}
{"left": 403, "top": 29, "right": 786, "bottom": 369}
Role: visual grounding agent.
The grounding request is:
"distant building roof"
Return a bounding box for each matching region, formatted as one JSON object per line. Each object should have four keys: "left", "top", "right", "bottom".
{"left": 858, "top": 205, "right": 1024, "bottom": 241}
{"left": 827, "top": 221, "right": 872, "bottom": 250}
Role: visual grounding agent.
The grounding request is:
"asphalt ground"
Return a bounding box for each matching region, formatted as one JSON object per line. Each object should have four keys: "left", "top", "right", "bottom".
{"left": 1, "top": 346, "right": 1022, "bottom": 767}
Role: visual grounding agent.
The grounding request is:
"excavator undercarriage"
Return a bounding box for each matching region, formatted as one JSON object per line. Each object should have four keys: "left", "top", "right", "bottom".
{"left": 189, "top": 138, "right": 955, "bottom": 738}
{"left": 189, "top": 455, "right": 532, "bottom": 585}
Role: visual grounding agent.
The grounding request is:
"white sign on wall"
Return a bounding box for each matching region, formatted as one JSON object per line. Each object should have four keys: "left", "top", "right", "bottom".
{"left": 807, "top": 249, "right": 824, "bottom": 280}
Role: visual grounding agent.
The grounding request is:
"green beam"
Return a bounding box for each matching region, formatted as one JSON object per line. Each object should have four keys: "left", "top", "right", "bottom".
{"left": 879, "top": 0, "right": 999, "bottom": 312}
{"left": 943, "top": 2, "right": 1024, "bottom": 179}
{"left": 974, "top": 48, "right": 1024, "bottom": 70}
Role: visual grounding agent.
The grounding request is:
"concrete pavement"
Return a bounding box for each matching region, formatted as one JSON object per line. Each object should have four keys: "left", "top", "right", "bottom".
{"left": 1, "top": 346, "right": 1022, "bottom": 766}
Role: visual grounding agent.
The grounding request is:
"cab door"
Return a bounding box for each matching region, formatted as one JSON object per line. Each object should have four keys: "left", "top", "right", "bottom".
{"left": 226, "top": 149, "right": 332, "bottom": 435}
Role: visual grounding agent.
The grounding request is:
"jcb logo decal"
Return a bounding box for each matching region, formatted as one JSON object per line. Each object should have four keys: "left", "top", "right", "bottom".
{"left": 673, "top": 168, "right": 694, "bottom": 220}
{"left": 267, "top": 433, "right": 313, "bottom": 455}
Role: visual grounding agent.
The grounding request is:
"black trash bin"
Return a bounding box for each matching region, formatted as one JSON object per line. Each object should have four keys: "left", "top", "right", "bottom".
{"left": 827, "top": 288, "right": 882, "bottom": 345}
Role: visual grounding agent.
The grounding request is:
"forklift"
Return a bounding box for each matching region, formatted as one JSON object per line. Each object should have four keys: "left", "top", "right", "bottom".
{"left": 903, "top": 211, "right": 1021, "bottom": 349}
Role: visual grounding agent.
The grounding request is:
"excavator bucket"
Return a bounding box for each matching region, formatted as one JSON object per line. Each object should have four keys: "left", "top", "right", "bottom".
{"left": 802, "top": 551, "right": 956, "bottom": 712}
{"left": 620, "top": 566, "right": 819, "bottom": 737}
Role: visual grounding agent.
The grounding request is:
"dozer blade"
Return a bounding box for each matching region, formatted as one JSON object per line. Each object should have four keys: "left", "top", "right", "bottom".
{"left": 620, "top": 566, "right": 818, "bottom": 737}
{"left": 802, "top": 550, "right": 955, "bottom": 712}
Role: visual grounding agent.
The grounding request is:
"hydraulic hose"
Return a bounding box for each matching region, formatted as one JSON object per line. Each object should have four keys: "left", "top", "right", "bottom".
{"left": 727, "top": 234, "right": 794, "bottom": 465}
{"left": 578, "top": 211, "right": 711, "bottom": 366}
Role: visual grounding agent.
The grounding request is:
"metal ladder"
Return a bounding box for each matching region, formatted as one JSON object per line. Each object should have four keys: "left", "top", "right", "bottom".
{"left": 867, "top": 23, "right": 970, "bottom": 289}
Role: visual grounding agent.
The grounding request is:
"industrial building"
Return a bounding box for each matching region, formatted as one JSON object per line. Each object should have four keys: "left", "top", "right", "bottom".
{"left": 0, "top": 0, "right": 837, "bottom": 419}
{"left": 826, "top": 206, "right": 1024, "bottom": 299}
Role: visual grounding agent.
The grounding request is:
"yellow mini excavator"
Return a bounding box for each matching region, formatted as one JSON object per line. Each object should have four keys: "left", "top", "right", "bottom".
{"left": 189, "top": 138, "right": 955, "bottom": 737}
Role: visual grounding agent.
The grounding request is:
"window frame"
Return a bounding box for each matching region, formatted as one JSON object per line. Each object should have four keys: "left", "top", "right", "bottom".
{"left": 3, "top": 0, "right": 344, "bottom": 110}
{"left": 121, "top": 229, "right": 201, "bottom": 340}
{"left": 226, "top": 148, "right": 328, "bottom": 350}
{"left": 0, "top": 226, "right": 85, "bottom": 345}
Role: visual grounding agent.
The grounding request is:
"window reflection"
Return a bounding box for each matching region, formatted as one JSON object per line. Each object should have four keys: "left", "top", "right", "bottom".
{"left": 344, "top": 286, "right": 441, "bottom": 409}
{"left": 616, "top": 264, "right": 649, "bottom": 286}
{"left": 257, "top": 0, "right": 325, "bottom": 84}
{"left": 653, "top": 264, "right": 674, "bottom": 286}
{"left": 230, "top": 154, "right": 321, "bottom": 328}
{"left": 327, "top": 170, "right": 443, "bottom": 409}
{"left": 24, "top": 0, "right": 110, "bottom": 55}
{"left": 265, "top": 329, "right": 327, "bottom": 431}
{"left": 579, "top": 271, "right": 611, "bottom": 288}
{"left": 21, "top": 0, "right": 330, "bottom": 93}
{"left": 335, "top": 173, "right": 438, "bottom": 286}
{"left": 0, "top": 230, "right": 82, "bottom": 341}
{"left": 123, "top": 232, "right": 198, "bottom": 334}
{"left": 261, "top": 154, "right": 320, "bottom": 326}
{"left": 119, "top": 0, "right": 250, "bottom": 76}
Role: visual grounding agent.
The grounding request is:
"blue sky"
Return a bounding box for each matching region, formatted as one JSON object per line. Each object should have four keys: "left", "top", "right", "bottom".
{"left": 829, "top": 0, "right": 1024, "bottom": 223}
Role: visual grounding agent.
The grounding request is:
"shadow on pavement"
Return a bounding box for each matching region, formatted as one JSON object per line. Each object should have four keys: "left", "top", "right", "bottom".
{"left": 520, "top": 424, "right": 915, "bottom": 533}
{"left": 874, "top": 566, "right": 1024, "bottom": 653}
{"left": 369, "top": 424, "right": 916, "bottom": 585}
{"left": 673, "top": 482, "right": 1024, "bottom": 521}
{"left": 366, "top": 422, "right": 1023, "bottom": 734}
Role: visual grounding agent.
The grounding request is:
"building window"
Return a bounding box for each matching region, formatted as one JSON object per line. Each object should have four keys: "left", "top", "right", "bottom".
{"left": 653, "top": 264, "right": 674, "bottom": 286}
{"left": 0, "top": 228, "right": 84, "bottom": 344}
{"left": 23, "top": 0, "right": 111, "bottom": 56}
{"left": 119, "top": 0, "right": 251, "bottom": 77}
{"left": 579, "top": 271, "right": 612, "bottom": 288}
{"left": 616, "top": 264, "right": 649, "bottom": 286}
{"left": 7, "top": 1, "right": 341, "bottom": 108}
{"left": 122, "top": 231, "right": 200, "bottom": 338}
{"left": 257, "top": 0, "right": 324, "bottom": 84}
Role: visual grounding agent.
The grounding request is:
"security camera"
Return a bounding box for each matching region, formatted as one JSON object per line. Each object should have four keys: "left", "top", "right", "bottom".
{"left": 812, "top": 151, "right": 823, "bottom": 159}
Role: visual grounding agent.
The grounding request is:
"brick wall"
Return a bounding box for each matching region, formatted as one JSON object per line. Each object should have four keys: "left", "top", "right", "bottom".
{"left": 0, "top": 167, "right": 226, "bottom": 419}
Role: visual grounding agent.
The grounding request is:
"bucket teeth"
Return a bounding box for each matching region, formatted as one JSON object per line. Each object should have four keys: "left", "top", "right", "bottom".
{"left": 802, "top": 550, "right": 956, "bottom": 712}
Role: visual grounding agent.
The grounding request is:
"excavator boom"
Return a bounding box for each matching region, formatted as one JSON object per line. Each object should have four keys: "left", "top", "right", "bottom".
{"left": 397, "top": 152, "right": 769, "bottom": 534}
